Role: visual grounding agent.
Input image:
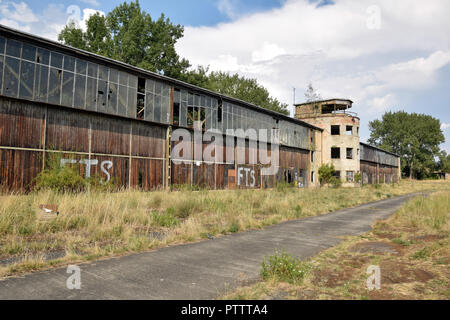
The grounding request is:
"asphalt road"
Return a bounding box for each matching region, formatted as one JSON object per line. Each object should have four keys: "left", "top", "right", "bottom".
{"left": 0, "top": 193, "right": 421, "bottom": 300}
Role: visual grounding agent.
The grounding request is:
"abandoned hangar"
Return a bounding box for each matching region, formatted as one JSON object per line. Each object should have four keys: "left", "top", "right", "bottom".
{"left": 0, "top": 24, "right": 400, "bottom": 192}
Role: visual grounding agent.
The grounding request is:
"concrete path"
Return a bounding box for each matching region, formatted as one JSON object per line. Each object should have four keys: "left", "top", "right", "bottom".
{"left": 0, "top": 193, "right": 422, "bottom": 300}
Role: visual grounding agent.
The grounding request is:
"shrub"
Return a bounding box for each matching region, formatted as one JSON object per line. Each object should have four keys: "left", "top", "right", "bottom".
{"left": 261, "top": 250, "right": 311, "bottom": 284}
{"left": 354, "top": 172, "right": 362, "bottom": 184}
{"left": 318, "top": 164, "right": 336, "bottom": 186}
{"left": 34, "top": 153, "right": 117, "bottom": 193}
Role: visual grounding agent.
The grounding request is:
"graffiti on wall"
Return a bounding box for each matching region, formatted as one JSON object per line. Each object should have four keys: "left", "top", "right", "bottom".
{"left": 60, "top": 159, "right": 113, "bottom": 182}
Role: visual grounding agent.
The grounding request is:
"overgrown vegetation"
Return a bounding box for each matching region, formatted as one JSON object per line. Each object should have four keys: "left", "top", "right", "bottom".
{"left": 223, "top": 189, "right": 450, "bottom": 300}
{"left": 261, "top": 250, "right": 311, "bottom": 285}
{"left": 34, "top": 153, "right": 117, "bottom": 193}
{"left": 0, "top": 180, "right": 448, "bottom": 278}
{"left": 318, "top": 163, "right": 342, "bottom": 187}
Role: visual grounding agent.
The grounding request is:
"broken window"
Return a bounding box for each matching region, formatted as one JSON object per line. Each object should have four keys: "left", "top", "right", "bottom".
{"left": 334, "top": 171, "right": 341, "bottom": 179}
{"left": 346, "top": 171, "right": 354, "bottom": 182}
{"left": 311, "top": 151, "right": 315, "bottom": 162}
{"left": 36, "top": 48, "right": 50, "bottom": 65}
{"left": 48, "top": 68, "right": 62, "bottom": 105}
{"left": 331, "top": 147, "right": 340, "bottom": 159}
{"left": 346, "top": 148, "right": 353, "bottom": 159}
{"left": 97, "top": 79, "right": 108, "bottom": 113}
{"left": 311, "top": 171, "right": 314, "bottom": 183}
{"left": 173, "top": 88, "right": 180, "bottom": 125}
{"left": 136, "top": 77, "right": 146, "bottom": 119}
{"left": 346, "top": 125, "right": 353, "bottom": 135}
{"left": 218, "top": 98, "right": 223, "bottom": 123}
{"left": 331, "top": 125, "right": 340, "bottom": 135}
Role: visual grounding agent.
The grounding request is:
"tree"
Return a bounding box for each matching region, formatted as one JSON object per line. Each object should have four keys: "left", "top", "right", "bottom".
{"left": 304, "top": 83, "right": 322, "bottom": 102}
{"left": 368, "top": 111, "right": 445, "bottom": 179}
{"left": 437, "top": 151, "right": 450, "bottom": 173}
{"left": 58, "top": 1, "right": 189, "bottom": 78}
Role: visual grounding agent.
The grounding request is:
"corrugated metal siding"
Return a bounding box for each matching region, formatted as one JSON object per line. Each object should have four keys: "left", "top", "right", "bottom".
{"left": 360, "top": 143, "right": 398, "bottom": 167}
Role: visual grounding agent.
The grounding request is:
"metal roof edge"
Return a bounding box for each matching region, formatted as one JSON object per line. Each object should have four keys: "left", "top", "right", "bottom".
{"left": 359, "top": 142, "right": 400, "bottom": 158}
{"left": 0, "top": 24, "right": 323, "bottom": 132}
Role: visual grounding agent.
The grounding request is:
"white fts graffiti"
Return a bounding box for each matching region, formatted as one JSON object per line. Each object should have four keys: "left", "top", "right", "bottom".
{"left": 60, "top": 159, "right": 113, "bottom": 182}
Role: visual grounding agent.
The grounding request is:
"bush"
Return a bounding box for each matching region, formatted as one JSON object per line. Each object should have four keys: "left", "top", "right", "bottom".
{"left": 354, "top": 172, "right": 362, "bottom": 184}
{"left": 34, "top": 153, "right": 117, "bottom": 193}
{"left": 261, "top": 250, "right": 311, "bottom": 284}
{"left": 318, "top": 164, "right": 336, "bottom": 186}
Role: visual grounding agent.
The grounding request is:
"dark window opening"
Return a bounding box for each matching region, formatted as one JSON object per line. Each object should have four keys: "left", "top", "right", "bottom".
{"left": 138, "top": 171, "right": 143, "bottom": 188}
{"left": 218, "top": 98, "right": 223, "bottom": 123}
{"left": 334, "top": 171, "right": 341, "bottom": 179}
{"left": 346, "top": 126, "right": 353, "bottom": 135}
{"left": 357, "top": 127, "right": 359, "bottom": 136}
{"left": 311, "top": 151, "right": 315, "bottom": 162}
{"left": 331, "top": 125, "right": 340, "bottom": 135}
{"left": 331, "top": 147, "right": 340, "bottom": 159}
{"left": 173, "top": 102, "right": 180, "bottom": 125}
{"left": 136, "top": 77, "right": 146, "bottom": 119}
{"left": 346, "top": 148, "right": 353, "bottom": 159}
{"left": 311, "top": 171, "right": 314, "bottom": 183}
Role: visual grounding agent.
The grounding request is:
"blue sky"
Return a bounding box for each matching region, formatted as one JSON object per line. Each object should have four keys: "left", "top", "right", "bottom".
{"left": 0, "top": 0, "right": 449, "bottom": 152}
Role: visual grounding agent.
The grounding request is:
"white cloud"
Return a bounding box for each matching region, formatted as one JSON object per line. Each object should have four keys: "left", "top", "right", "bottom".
{"left": 441, "top": 123, "right": 450, "bottom": 130}
{"left": 178, "top": 0, "right": 450, "bottom": 120}
{"left": 252, "top": 42, "right": 286, "bottom": 62}
{"left": 0, "top": 2, "right": 38, "bottom": 24}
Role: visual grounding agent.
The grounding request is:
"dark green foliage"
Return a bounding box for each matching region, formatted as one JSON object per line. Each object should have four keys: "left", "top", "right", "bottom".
{"left": 368, "top": 111, "right": 445, "bottom": 179}
{"left": 58, "top": 1, "right": 188, "bottom": 79}
{"left": 318, "top": 163, "right": 335, "bottom": 186}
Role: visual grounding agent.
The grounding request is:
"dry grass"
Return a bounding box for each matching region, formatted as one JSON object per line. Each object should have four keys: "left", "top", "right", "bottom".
{"left": 0, "top": 179, "right": 448, "bottom": 278}
{"left": 222, "top": 188, "right": 450, "bottom": 300}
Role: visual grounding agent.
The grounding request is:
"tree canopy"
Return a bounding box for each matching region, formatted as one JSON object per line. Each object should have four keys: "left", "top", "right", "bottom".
{"left": 58, "top": 1, "right": 287, "bottom": 115}
{"left": 368, "top": 111, "right": 445, "bottom": 179}
{"left": 58, "top": 1, "right": 189, "bottom": 78}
